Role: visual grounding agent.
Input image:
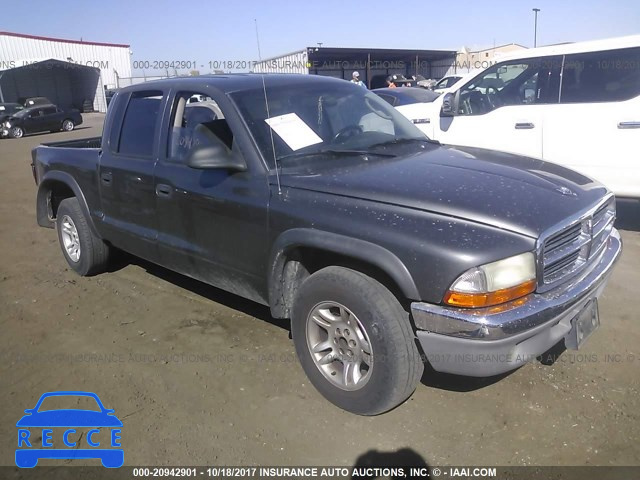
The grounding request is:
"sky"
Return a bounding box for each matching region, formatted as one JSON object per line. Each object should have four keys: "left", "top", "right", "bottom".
{"left": 1, "top": 0, "right": 639, "bottom": 74}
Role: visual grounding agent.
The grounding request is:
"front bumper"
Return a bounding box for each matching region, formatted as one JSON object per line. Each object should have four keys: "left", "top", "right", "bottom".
{"left": 411, "top": 229, "right": 622, "bottom": 377}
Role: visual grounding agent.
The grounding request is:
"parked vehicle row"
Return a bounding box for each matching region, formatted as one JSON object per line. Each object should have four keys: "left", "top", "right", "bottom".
{"left": 1, "top": 104, "right": 83, "bottom": 139}
{"left": 32, "top": 73, "right": 621, "bottom": 415}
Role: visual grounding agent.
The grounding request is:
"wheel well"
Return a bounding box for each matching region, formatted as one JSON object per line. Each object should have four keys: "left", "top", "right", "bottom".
{"left": 273, "top": 246, "right": 410, "bottom": 319}
{"left": 45, "top": 182, "right": 75, "bottom": 221}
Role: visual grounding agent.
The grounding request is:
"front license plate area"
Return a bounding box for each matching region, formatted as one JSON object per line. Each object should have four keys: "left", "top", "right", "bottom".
{"left": 565, "top": 299, "right": 600, "bottom": 350}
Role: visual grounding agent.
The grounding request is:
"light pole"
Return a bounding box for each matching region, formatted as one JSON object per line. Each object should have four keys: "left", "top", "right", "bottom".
{"left": 532, "top": 8, "right": 541, "bottom": 48}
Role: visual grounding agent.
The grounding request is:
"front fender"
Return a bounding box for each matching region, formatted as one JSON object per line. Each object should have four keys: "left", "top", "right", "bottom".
{"left": 36, "top": 170, "right": 101, "bottom": 238}
{"left": 268, "top": 228, "right": 420, "bottom": 317}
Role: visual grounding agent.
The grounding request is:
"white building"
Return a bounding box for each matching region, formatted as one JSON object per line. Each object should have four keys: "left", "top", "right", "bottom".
{"left": 0, "top": 31, "right": 132, "bottom": 112}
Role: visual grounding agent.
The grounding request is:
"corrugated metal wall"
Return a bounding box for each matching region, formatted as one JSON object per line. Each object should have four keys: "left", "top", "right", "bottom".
{"left": 429, "top": 58, "right": 457, "bottom": 79}
{"left": 253, "top": 50, "right": 309, "bottom": 74}
{"left": 0, "top": 33, "right": 131, "bottom": 112}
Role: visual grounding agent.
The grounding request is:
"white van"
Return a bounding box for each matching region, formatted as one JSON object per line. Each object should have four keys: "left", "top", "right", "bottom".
{"left": 423, "top": 35, "right": 640, "bottom": 199}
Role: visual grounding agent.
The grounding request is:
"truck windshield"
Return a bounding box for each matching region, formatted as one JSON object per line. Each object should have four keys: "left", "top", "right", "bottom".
{"left": 230, "top": 80, "right": 428, "bottom": 168}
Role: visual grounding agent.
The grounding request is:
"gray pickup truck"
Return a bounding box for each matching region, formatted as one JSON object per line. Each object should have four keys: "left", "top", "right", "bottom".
{"left": 32, "top": 74, "right": 622, "bottom": 415}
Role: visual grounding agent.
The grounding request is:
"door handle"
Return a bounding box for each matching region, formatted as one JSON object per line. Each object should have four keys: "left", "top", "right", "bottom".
{"left": 100, "top": 172, "right": 113, "bottom": 185}
{"left": 155, "top": 184, "right": 173, "bottom": 198}
{"left": 515, "top": 122, "right": 535, "bottom": 129}
{"left": 618, "top": 121, "right": 640, "bottom": 129}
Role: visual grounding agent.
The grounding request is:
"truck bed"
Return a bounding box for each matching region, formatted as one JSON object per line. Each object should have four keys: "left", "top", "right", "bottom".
{"left": 32, "top": 137, "right": 102, "bottom": 188}
{"left": 41, "top": 137, "right": 102, "bottom": 149}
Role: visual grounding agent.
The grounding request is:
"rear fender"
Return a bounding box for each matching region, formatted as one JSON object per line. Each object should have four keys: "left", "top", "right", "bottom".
{"left": 36, "top": 171, "right": 101, "bottom": 238}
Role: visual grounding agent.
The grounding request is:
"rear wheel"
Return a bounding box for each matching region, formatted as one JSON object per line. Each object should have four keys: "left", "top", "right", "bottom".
{"left": 62, "top": 119, "right": 75, "bottom": 131}
{"left": 291, "top": 266, "right": 423, "bottom": 415}
{"left": 56, "top": 197, "right": 110, "bottom": 276}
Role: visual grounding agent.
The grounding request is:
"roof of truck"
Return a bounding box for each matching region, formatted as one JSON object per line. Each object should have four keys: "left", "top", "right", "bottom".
{"left": 500, "top": 34, "right": 640, "bottom": 61}
{"left": 118, "top": 73, "right": 346, "bottom": 94}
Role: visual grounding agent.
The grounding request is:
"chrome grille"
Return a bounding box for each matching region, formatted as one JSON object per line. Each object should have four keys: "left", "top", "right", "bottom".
{"left": 540, "top": 197, "right": 615, "bottom": 289}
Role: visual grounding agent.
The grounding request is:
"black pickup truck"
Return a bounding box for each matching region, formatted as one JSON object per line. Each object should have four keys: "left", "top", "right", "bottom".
{"left": 32, "top": 74, "right": 621, "bottom": 415}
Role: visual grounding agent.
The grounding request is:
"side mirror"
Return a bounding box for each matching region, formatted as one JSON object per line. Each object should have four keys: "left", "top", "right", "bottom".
{"left": 440, "top": 92, "right": 455, "bottom": 117}
{"left": 186, "top": 130, "right": 246, "bottom": 171}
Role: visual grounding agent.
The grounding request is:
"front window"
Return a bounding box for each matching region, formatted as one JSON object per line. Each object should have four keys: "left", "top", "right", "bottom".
{"left": 230, "top": 80, "right": 427, "bottom": 169}
{"left": 457, "top": 57, "right": 561, "bottom": 115}
{"left": 167, "top": 92, "right": 231, "bottom": 163}
{"left": 14, "top": 109, "right": 31, "bottom": 118}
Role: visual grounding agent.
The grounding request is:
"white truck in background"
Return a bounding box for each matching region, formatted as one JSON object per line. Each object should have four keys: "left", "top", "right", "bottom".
{"left": 421, "top": 35, "right": 640, "bottom": 199}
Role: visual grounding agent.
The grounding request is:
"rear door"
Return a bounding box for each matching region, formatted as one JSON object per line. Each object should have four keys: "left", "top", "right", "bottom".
{"left": 542, "top": 47, "right": 640, "bottom": 198}
{"left": 436, "top": 56, "right": 561, "bottom": 159}
{"left": 40, "top": 106, "right": 60, "bottom": 131}
{"left": 98, "top": 89, "right": 166, "bottom": 261}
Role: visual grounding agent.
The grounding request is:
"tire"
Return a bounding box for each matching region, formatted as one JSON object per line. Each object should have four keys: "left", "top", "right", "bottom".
{"left": 10, "top": 126, "right": 24, "bottom": 138}
{"left": 56, "top": 197, "right": 110, "bottom": 276}
{"left": 62, "top": 119, "right": 75, "bottom": 131}
{"left": 291, "top": 266, "right": 423, "bottom": 415}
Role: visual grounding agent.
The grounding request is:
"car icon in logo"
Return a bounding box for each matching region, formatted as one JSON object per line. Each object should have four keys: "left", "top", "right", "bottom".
{"left": 16, "top": 391, "right": 123, "bottom": 468}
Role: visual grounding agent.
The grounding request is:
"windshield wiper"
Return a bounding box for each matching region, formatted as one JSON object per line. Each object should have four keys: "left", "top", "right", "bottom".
{"left": 280, "top": 148, "right": 396, "bottom": 162}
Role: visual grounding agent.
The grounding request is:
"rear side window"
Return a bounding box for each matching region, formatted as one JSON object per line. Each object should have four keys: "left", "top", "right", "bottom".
{"left": 118, "top": 91, "right": 163, "bottom": 157}
{"left": 560, "top": 47, "right": 640, "bottom": 103}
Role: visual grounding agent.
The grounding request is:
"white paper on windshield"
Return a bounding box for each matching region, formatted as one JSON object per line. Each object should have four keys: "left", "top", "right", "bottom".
{"left": 265, "top": 113, "right": 322, "bottom": 151}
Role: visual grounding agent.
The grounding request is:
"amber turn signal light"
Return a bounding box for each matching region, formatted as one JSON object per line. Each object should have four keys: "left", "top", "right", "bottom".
{"left": 443, "top": 279, "right": 537, "bottom": 308}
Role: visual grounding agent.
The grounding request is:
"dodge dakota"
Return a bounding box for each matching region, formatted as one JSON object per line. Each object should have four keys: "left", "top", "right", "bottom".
{"left": 32, "top": 74, "right": 622, "bottom": 415}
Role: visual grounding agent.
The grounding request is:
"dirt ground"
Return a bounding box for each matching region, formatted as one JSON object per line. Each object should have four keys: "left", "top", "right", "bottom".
{"left": 1, "top": 114, "right": 639, "bottom": 469}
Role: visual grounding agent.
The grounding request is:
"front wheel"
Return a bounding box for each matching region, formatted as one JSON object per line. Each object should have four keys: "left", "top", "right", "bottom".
{"left": 62, "top": 119, "right": 75, "bottom": 131}
{"left": 291, "top": 266, "right": 423, "bottom": 415}
{"left": 10, "top": 126, "right": 24, "bottom": 138}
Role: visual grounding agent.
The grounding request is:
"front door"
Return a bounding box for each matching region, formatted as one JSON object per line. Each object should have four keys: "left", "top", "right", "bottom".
{"left": 436, "top": 56, "right": 562, "bottom": 159}
{"left": 153, "top": 90, "right": 271, "bottom": 304}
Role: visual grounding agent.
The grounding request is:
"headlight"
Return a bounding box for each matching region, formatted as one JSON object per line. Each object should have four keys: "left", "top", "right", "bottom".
{"left": 4, "top": 121, "right": 10, "bottom": 128}
{"left": 444, "top": 252, "right": 536, "bottom": 308}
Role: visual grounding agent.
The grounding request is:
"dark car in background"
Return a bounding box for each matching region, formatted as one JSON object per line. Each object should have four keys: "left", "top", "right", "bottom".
{"left": 373, "top": 87, "right": 439, "bottom": 106}
{"left": 2, "top": 105, "right": 82, "bottom": 139}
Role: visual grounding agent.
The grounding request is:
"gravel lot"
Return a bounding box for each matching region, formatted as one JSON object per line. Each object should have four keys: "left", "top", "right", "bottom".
{"left": 1, "top": 114, "right": 639, "bottom": 468}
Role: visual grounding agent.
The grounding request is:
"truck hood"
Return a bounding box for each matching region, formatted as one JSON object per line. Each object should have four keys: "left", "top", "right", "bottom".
{"left": 279, "top": 145, "right": 609, "bottom": 238}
